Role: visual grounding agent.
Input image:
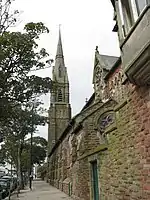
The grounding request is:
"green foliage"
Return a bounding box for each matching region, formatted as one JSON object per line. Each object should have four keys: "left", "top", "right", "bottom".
{"left": 21, "top": 137, "right": 48, "bottom": 172}
{"left": 1, "top": 134, "right": 47, "bottom": 171}
{"left": 0, "top": 146, "right": 6, "bottom": 166}
{"left": 37, "top": 163, "right": 47, "bottom": 180}
{"left": 0, "top": 22, "right": 52, "bottom": 130}
{"left": 0, "top": 2, "right": 51, "bottom": 187}
{"left": 0, "top": 105, "right": 47, "bottom": 165}
{"left": 0, "top": 134, "right": 18, "bottom": 166}
{"left": 26, "top": 136, "right": 48, "bottom": 148}
{"left": 24, "top": 22, "right": 49, "bottom": 39}
{"left": 0, "top": 23, "right": 52, "bottom": 105}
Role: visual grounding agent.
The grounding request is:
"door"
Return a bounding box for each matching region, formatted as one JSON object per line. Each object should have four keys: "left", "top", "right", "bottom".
{"left": 91, "top": 161, "right": 99, "bottom": 200}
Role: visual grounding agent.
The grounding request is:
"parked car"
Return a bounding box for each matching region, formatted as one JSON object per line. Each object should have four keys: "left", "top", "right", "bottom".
{"left": 0, "top": 177, "right": 13, "bottom": 192}
{"left": 0, "top": 180, "right": 9, "bottom": 199}
{"left": 0, "top": 184, "right": 3, "bottom": 199}
{"left": 0, "top": 171, "right": 5, "bottom": 179}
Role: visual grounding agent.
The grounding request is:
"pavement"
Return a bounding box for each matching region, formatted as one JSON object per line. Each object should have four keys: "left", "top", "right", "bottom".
{"left": 6, "top": 179, "right": 73, "bottom": 200}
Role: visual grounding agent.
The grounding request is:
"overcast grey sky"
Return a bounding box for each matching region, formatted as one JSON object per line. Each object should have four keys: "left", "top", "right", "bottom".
{"left": 12, "top": 0, "right": 120, "bottom": 139}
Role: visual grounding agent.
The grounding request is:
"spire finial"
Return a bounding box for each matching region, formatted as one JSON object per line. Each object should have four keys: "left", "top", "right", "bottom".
{"left": 59, "top": 24, "right": 61, "bottom": 35}
{"left": 58, "top": 24, "right": 62, "bottom": 40}
{"left": 95, "top": 46, "right": 99, "bottom": 53}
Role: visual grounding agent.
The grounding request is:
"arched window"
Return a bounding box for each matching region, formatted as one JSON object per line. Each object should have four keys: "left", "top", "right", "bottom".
{"left": 59, "top": 66, "right": 62, "bottom": 78}
{"left": 58, "top": 89, "right": 63, "bottom": 102}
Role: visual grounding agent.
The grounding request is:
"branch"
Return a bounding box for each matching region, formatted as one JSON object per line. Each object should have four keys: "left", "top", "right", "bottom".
{"left": 0, "top": 0, "right": 19, "bottom": 34}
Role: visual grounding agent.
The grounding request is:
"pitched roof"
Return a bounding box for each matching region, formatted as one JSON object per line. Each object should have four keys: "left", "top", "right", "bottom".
{"left": 104, "top": 57, "right": 121, "bottom": 80}
{"left": 81, "top": 93, "right": 95, "bottom": 112}
{"left": 93, "top": 47, "right": 119, "bottom": 83}
{"left": 110, "top": 0, "right": 115, "bottom": 9}
{"left": 96, "top": 54, "right": 119, "bottom": 71}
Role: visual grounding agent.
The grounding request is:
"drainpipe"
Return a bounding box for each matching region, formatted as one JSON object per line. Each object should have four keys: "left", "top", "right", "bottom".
{"left": 68, "top": 182, "right": 72, "bottom": 196}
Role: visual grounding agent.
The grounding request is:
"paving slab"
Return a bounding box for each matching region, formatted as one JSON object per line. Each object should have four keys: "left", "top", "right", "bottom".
{"left": 6, "top": 180, "right": 73, "bottom": 200}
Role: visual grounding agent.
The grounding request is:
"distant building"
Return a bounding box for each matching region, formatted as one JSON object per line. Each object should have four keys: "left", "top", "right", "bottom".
{"left": 47, "top": 2, "right": 150, "bottom": 199}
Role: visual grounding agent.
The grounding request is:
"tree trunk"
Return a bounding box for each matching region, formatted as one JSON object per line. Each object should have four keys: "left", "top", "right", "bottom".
{"left": 17, "top": 144, "right": 24, "bottom": 190}
{"left": 17, "top": 145, "right": 21, "bottom": 190}
{"left": 20, "top": 166, "right": 24, "bottom": 189}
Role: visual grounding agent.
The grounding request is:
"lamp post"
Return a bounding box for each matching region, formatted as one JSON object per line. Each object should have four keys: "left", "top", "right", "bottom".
{"left": 8, "top": 159, "right": 13, "bottom": 200}
{"left": 29, "top": 104, "right": 34, "bottom": 190}
{"left": 28, "top": 59, "right": 53, "bottom": 189}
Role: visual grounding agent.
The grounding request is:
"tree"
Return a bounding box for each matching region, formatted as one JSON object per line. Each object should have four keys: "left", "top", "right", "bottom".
{"left": 0, "top": 0, "right": 19, "bottom": 34}
{"left": 0, "top": 22, "right": 52, "bottom": 104}
{"left": 21, "top": 137, "right": 48, "bottom": 172}
{"left": 0, "top": 1, "right": 53, "bottom": 190}
{"left": 27, "top": 136, "right": 48, "bottom": 148}
{"left": 2, "top": 104, "right": 46, "bottom": 188}
{"left": 0, "top": 146, "right": 6, "bottom": 166}
{"left": 37, "top": 163, "right": 47, "bottom": 180}
{"left": 1, "top": 135, "right": 48, "bottom": 179}
{"left": 0, "top": 22, "right": 52, "bottom": 136}
{"left": 0, "top": 104, "right": 47, "bottom": 188}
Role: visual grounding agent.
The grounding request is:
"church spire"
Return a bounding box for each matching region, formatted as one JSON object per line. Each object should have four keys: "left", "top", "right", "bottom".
{"left": 55, "top": 25, "right": 65, "bottom": 69}
{"left": 56, "top": 25, "right": 64, "bottom": 59}
{"left": 48, "top": 27, "right": 71, "bottom": 152}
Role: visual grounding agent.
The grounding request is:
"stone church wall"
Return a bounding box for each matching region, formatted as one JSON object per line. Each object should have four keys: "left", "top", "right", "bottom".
{"left": 48, "top": 60, "right": 150, "bottom": 200}
{"left": 96, "top": 66, "right": 150, "bottom": 199}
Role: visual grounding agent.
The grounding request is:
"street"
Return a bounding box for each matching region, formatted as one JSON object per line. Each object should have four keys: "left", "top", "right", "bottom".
{"left": 6, "top": 180, "right": 73, "bottom": 200}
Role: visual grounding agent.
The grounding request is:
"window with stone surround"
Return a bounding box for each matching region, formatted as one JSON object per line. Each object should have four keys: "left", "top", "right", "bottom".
{"left": 121, "top": 0, "right": 134, "bottom": 33}
{"left": 135, "top": 0, "right": 147, "bottom": 14}
{"left": 118, "top": 0, "right": 147, "bottom": 36}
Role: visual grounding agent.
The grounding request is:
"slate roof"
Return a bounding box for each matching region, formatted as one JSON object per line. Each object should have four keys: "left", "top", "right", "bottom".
{"left": 110, "top": 0, "right": 115, "bottom": 8}
{"left": 81, "top": 93, "right": 95, "bottom": 112}
{"left": 96, "top": 54, "right": 119, "bottom": 71}
{"left": 105, "top": 57, "right": 121, "bottom": 80}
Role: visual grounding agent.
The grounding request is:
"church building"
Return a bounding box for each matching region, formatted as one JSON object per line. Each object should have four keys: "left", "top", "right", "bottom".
{"left": 47, "top": 1, "right": 150, "bottom": 198}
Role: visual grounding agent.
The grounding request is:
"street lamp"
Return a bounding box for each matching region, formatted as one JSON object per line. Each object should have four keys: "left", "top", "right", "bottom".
{"left": 28, "top": 58, "right": 54, "bottom": 189}
{"left": 29, "top": 104, "right": 34, "bottom": 190}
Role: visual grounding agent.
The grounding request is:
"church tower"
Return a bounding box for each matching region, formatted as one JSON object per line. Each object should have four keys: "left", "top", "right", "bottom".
{"left": 48, "top": 28, "right": 71, "bottom": 153}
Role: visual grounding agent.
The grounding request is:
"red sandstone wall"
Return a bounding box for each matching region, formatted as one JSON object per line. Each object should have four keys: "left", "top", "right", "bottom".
{"left": 49, "top": 62, "right": 150, "bottom": 200}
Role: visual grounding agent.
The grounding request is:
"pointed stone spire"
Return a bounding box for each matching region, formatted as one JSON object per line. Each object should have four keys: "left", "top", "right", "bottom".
{"left": 48, "top": 26, "right": 71, "bottom": 154}
{"left": 56, "top": 25, "right": 64, "bottom": 59}
{"left": 55, "top": 25, "right": 65, "bottom": 69}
